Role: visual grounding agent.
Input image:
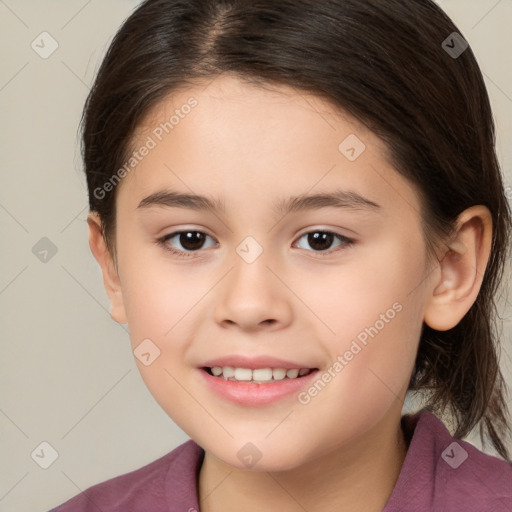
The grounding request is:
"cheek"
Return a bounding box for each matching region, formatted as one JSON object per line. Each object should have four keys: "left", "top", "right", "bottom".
{"left": 116, "top": 247, "right": 209, "bottom": 400}
{"left": 117, "top": 239, "right": 204, "bottom": 344}
{"left": 307, "top": 234, "right": 427, "bottom": 339}
{"left": 117, "top": 255, "right": 198, "bottom": 425}
{"left": 304, "top": 236, "right": 426, "bottom": 401}
{"left": 122, "top": 269, "right": 176, "bottom": 344}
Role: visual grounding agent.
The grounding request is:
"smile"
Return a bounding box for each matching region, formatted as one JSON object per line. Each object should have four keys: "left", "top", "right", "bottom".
{"left": 200, "top": 366, "right": 320, "bottom": 406}
{"left": 204, "top": 366, "right": 314, "bottom": 383}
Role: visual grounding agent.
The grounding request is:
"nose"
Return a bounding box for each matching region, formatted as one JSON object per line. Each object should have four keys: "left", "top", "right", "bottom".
{"left": 213, "top": 250, "right": 294, "bottom": 332}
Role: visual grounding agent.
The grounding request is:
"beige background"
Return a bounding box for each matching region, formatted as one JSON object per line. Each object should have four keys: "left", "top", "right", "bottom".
{"left": 0, "top": 1, "right": 511, "bottom": 511}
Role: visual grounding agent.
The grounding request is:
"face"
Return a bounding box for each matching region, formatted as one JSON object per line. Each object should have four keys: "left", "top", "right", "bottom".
{"left": 105, "top": 74, "right": 434, "bottom": 471}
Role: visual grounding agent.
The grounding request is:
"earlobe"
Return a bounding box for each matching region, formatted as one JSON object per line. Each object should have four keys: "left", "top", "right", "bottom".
{"left": 423, "top": 206, "right": 492, "bottom": 331}
{"left": 87, "top": 212, "right": 127, "bottom": 324}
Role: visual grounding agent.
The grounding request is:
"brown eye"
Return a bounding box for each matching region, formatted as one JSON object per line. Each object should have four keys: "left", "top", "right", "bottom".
{"left": 295, "top": 231, "right": 353, "bottom": 253}
{"left": 161, "top": 231, "right": 217, "bottom": 254}
{"left": 177, "top": 231, "right": 207, "bottom": 250}
{"left": 306, "top": 232, "right": 334, "bottom": 251}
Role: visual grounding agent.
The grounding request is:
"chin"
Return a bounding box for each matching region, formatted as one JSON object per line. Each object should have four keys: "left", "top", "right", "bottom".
{"left": 203, "top": 437, "right": 314, "bottom": 473}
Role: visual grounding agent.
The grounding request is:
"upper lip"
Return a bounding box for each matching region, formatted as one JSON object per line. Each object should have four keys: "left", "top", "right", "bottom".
{"left": 201, "top": 355, "right": 317, "bottom": 370}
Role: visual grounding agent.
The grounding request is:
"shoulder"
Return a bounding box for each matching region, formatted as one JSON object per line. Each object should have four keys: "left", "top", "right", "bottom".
{"left": 48, "top": 439, "right": 204, "bottom": 512}
{"left": 384, "top": 410, "right": 512, "bottom": 512}
{"left": 439, "top": 434, "right": 512, "bottom": 510}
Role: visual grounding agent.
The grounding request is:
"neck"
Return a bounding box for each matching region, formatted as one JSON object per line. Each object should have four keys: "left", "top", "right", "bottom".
{"left": 198, "top": 409, "right": 409, "bottom": 512}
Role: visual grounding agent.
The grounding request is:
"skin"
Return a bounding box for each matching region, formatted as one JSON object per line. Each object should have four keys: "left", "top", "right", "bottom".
{"left": 88, "top": 73, "right": 492, "bottom": 512}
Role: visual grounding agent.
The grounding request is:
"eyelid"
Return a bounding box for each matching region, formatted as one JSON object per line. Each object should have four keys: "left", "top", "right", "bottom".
{"left": 295, "top": 225, "right": 355, "bottom": 239}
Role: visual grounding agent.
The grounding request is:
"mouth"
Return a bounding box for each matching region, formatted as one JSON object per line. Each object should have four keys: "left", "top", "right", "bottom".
{"left": 198, "top": 355, "right": 320, "bottom": 405}
{"left": 202, "top": 366, "right": 316, "bottom": 383}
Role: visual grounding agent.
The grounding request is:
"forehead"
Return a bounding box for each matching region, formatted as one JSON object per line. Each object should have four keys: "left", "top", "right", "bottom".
{"left": 119, "top": 73, "right": 421, "bottom": 218}
{"left": 136, "top": 73, "right": 389, "bottom": 154}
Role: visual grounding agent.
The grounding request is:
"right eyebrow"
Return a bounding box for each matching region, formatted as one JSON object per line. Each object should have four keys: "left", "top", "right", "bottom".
{"left": 137, "top": 190, "right": 225, "bottom": 213}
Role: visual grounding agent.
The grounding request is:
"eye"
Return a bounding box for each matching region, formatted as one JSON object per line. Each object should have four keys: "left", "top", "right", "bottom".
{"left": 158, "top": 230, "right": 217, "bottom": 258}
{"left": 294, "top": 230, "right": 354, "bottom": 254}
{"left": 157, "top": 228, "right": 354, "bottom": 259}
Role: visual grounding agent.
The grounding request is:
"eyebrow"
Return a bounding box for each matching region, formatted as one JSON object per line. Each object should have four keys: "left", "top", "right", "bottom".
{"left": 137, "top": 189, "right": 381, "bottom": 215}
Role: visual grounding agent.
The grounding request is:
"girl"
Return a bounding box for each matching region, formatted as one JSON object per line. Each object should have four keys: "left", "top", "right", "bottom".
{"left": 50, "top": 0, "right": 512, "bottom": 510}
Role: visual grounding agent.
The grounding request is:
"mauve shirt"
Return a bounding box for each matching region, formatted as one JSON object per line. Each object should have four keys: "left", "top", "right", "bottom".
{"left": 49, "top": 410, "right": 512, "bottom": 511}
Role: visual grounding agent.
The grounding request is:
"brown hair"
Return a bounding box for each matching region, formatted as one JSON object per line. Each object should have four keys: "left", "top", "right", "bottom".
{"left": 81, "top": 0, "right": 512, "bottom": 460}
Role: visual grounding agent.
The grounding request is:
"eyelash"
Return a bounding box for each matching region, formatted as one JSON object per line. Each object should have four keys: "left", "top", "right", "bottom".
{"left": 156, "top": 229, "right": 355, "bottom": 259}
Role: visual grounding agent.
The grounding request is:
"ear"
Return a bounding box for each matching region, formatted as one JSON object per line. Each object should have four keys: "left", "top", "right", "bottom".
{"left": 424, "top": 205, "right": 493, "bottom": 331}
{"left": 87, "top": 212, "right": 127, "bottom": 324}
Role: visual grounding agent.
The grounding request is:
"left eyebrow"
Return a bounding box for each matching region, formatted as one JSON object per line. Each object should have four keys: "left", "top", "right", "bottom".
{"left": 273, "top": 189, "right": 381, "bottom": 216}
{"left": 136, "top": 189, "right": 381, "bottom": 214}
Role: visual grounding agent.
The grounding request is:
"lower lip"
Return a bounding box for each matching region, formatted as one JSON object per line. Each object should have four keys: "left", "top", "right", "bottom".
{"left": 199, "top": 368, "right": 319, "bottom": 406}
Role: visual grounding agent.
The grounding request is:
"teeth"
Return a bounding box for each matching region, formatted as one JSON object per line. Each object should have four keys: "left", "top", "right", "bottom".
{"left": 234, "top": 368, "right": 252, "bottom": 381}
{"left": 253, "top": 368, "right": 273, "bottom": 381}
{"left": 273, "top": 368, "right": 286, "bottom": 380}
{"left": 208, "top": 366, "right": 312, "bottom": 382}
{"left": 223, "top": 366, "right": 235, "bottom": 378}
{"left": 286, "top": 369, "right": 299, "bottom": 379}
